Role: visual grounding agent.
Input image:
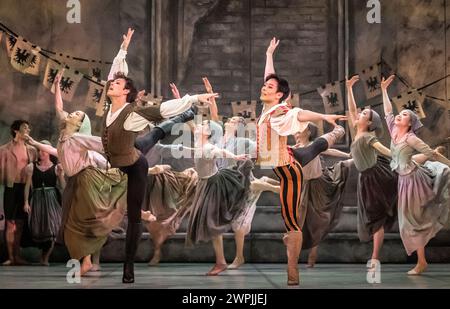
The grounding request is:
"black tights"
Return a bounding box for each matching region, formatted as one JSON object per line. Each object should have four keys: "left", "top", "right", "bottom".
{"left": 135, "top": 127, "right": 165, "bottom": 156}
{"left": 291, "top": 137, "right": 329, "bottom": 167}
{"left": 119, "top": 155, "right": 149, "bottom": 223}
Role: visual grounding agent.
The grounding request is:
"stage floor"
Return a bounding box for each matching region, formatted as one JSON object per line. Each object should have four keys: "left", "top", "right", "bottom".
{"left": 0, "top": 263, "right": 449, "bottom": 289}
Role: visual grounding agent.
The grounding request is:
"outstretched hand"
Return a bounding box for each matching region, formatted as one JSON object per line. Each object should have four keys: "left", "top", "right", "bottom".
{"left": 346, "top": 75, "right": 359, "bottom": 88}
{"left": 324, "top": 114, "right": 348, "bottom": 126}
{"left": 170, "top": 83, "right": 181, "bottom": 99}
{"left": 381, "top": 75, "right": 395, "bottom": 90}
{"left": 197, "top": 93, "right": 219, "bottom": 106}
{"left": 266, "top": 37, "right": 280, "bottom": 55}
{"left": 121, "top": 28, "right": 135, "bottom": 51}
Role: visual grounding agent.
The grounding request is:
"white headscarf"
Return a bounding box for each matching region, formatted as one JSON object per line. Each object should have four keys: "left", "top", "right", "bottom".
{"left": 78, "top": 113, "right": 92, "bottom": 136}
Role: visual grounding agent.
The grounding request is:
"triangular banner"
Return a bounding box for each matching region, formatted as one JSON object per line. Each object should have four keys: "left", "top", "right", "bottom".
{"left": 85, "top": 78, "right": 105, "bottom": 109}
{"left": 10, "top": 36, "right": 35, "bottom": 72}
{"left": 138, "top": 93, "right": 163, "bottom": 107}
{"left": 391, "top": 89, "right": 426, "bottom": 119}
{"left": 24, "top": 47, "right": 42, "bottom": 76}
{"left": 359, "top": 64, "right": 381, "bottom": 99}
{"left": 317, "top": 82, "right": 344, "bottom": 114}
{"left": 55, "top": 68, "right": 83, "bottom": 102}
{"left": 43, "top": 59, "right": 62, "bottom": 90}
{"left": 231, "top": 100, "right": 257, "bottom": 123}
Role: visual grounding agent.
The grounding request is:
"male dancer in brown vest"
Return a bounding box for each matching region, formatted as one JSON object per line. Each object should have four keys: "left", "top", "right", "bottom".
{"left": 104, "top": 28, "right": 218, "bottom": 283}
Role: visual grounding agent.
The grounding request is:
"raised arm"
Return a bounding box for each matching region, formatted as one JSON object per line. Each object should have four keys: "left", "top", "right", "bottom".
{"left": 54, "top": 71, "right": 68, "bottom": 121}
{"left": 268, "top": 106, "right": 347, "bottom": 137}
{"left": 345, "top": 75, "right": 359, "bottom": 125}
{"left": 381, "top": 75, "right": 395, "bottom": 115}
{"left": 264, "top": 37, "right": 279, "bottom": 80}
{"left": 108, "top": 28, "right": 134, "bottom": 81}
{"left": 25, "top": 135, "right": 58, "bottom": 157}
{"left": 203, "top": 77, "right": 219, "bottom": 122}
{"left": 297, "top": 110, "right": 347, "bottom": 126}
{"left": 124, "top": 93, "right": 219, "bottom": 132}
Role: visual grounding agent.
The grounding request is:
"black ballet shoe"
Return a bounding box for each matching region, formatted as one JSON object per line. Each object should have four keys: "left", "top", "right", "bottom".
{"left": 122, "top": 262, "right": 134, "bottom": 283}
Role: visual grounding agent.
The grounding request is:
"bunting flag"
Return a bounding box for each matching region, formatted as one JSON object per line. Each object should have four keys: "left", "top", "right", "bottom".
{"left": 5, "top": 34, "right": 17, "bottom": 57}
{"left": 10, "top": 36, "right": 38, "bottom": 73}
{"left": 56, "top": 68, "right": 83, "bottom": 102}
{"left": 317, "top": 82, "right": 344, "bottom": 114}
{"left": 359, "top": 64, "right": 381, "bottom": 99}
{"left": 231, "top": 100, "right": 257, "bottom": 123}
{"left": 138, "top": 93, "right": 163, "bottom": 107}
{"left": 43, "top": 59, "right": 62, "bottom": 90}
{"left": 43, "top": 61, "right": 82, "bottom": 102}
{"left": 23, "top": 47, "right": 42, "bottom": 76}
{"left": 54, "top": 54, "right": 106, "bottom": 80}
{"left": 85, "top": 78, "right": 105, "bottom": 109}
{"left": 391, "top": 89, "right": 426, "bottom": 119}
{"left": 75, "top": 66, "right": 103, "bottom": 80}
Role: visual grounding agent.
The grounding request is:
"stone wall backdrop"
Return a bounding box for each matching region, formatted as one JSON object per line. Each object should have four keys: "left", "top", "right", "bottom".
{"left": 349, "top": 0, "right": 450, "bottom": 149}
{"left": 0, "top": 0, "right": 449, "bottom": 263}
{"left": 0, "top": 0, "right": 151, "bottom": 140}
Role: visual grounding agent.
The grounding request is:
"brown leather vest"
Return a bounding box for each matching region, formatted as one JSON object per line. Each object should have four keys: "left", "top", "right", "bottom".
{"left": 102, "top": 104, "right": 140, "bottom": 167}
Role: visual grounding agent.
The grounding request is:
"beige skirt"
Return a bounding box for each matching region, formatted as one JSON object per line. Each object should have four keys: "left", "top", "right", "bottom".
{"left": 59, "top": 167, "right": 127, "bottom": 260}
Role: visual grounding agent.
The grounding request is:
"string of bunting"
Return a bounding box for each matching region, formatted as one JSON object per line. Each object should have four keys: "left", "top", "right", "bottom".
{"left": 0, "top": 22, "right": 105, "bottom": 87}
{"left": 0, "top": 22, "right": 112, "bottom": 66}
{"left": 1, "top": 21, "right": 448, "bottom": 120}
{"left": 0, "top": 21, "right": 114, "bottom": 111}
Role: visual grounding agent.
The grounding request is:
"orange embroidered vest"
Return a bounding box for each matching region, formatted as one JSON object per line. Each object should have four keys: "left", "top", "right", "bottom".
{"left": 256, "top": 105, "right": 292, "bottom": 168}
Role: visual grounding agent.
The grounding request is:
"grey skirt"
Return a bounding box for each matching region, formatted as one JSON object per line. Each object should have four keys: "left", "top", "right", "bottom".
{"left": 29, "top": 187, "right": 62, "bottom": 244}
{"left": 301, "top": 160, "right": 351, "bottom": 249}
{"left": 186, "top": 161, "right": 252, "bottom": 246}
{"left": 357, "top": 156, "right": 398, "bottom": 242}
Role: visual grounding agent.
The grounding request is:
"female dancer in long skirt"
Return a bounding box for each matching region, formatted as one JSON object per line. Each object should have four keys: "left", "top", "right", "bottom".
{"left": 381, "top": 75, "right": 450, "bottom": 275}
{"left": 23, "top": 140, "right": 65, "bottom": 265}
{"left": 346, "top": 75, "right": 398, "bottom": 268}
{"left": 290, "top": 123, "right": 351, "bottom": 268}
